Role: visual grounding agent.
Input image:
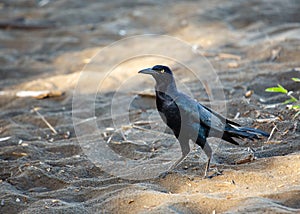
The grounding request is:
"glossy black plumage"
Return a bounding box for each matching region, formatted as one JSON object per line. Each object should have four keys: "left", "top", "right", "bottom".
{"left": 139, "top": 65, "right": 269, "bottom": 177}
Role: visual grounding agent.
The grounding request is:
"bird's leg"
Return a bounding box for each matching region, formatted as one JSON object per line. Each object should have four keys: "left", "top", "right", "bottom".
{"left": 202, "top": 142, "right": 212, "bottom": 178}
{"left": 170, "top": 138, "right": 190, "bottom": 170}
{"left": 167, "top": 152, "right": 189, "bottom": 172}
{"left": 202, "top": 143, "right": 222, "bottom": 178}
{"left": 159, "top": 139, "right": 190, "bottom": 178}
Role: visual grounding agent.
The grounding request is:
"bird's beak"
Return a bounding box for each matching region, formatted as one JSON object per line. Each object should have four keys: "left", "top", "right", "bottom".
{"left": 138, "top": 68, "right": 155, "bottom": 75}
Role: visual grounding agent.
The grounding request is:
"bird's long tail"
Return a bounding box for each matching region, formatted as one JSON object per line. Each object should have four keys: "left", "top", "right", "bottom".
{"left": 222, "top": 125, "right": 269, "bottom": 145}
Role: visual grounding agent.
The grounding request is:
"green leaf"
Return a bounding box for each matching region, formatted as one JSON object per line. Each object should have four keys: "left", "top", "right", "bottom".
{"left": 265, "top": 84, "right": 288, "bottom": 94}
{"left": 292, "top": 105, "right": 300, "bottom": 110}
{"left": 292, "top": 77, "right": 300, "bottom": 82}
{"left": 283, "top": 98, "right": 298, "bottom": 104}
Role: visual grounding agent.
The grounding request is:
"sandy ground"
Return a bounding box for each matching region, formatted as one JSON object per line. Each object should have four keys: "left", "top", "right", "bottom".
{"left": 0, "top": 0, "right": 300, "bottom": 213}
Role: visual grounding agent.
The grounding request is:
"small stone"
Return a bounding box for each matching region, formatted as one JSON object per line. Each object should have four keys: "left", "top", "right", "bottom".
{"left": 119, "top": 30, "right": 127, "bottom": 36}
{"left": 192, "top": 44, "right": 199, "bottom": 53}
{"left": 227, "top": 61, "right": 239, "bottom": 68}
{"left": 245, "top": 90, "right": 253, "bottom": 98}
{"left": 64, "top": 131, "right": 71, "bottom": 139}
{"left": 16, "top": 198, "right": 20, "bottom": 203}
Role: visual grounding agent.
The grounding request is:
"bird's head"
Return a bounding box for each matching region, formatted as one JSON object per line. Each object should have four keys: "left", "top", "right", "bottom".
{"left": 138, "top": 65, "right": 177, "bottom": 92}
{"left": 138, "top": 65, "right": 174, "bottom": 81}
{"left": 138, "top": 65, "right": 173, "bottom": 76}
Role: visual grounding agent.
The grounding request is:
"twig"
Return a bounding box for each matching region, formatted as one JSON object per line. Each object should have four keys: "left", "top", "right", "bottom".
{"left": 0, "top": 136, "right": 11, "bottom": 142}
{"left": 267, "top": 124, "right": 277, "bottom": 142}
{"left": 292, "top": 122, "right": 298, "bottom": 133}
{"left": 132, "top": 125, "right": 172, "bottom": 138}
{"left": 131, "top": 91, "right": 156, "bottom": 98}
{"left": 119, "top": 128, "right": 127, "bottom": 141}
{"left": 32, "top": 107, "right": 58, "bottom": 134}
{"left": 236, "top": 154, "right": 255, "bottom": 164}
{"left": 75, "top": 117, "right": 97, "bottom": 125}
{"left": 16, "top": 90, "right": 63, "bottom": 99}
{"left": 106, "top": 126, "right": 129, "bottom": 144}
{"left": 234, "top": 112, "right": 240, "bottom": 119}
{"left": 256, "top": 117, "right": 280, "bottom": 123}
{"left": 293, "top": 111, "right": 300, "bottom": 120}
{"left": 218, "top": 53, "right": 241, "bottom": 60}
{"left": 106, "top": 132, "right": 115, "bottom": 144}
{"left": 133, "top": 120, "right": 157, "bottom": 126}
{"left": 0, "top": 21, "right": 54, "bottom": 30}
{"left": 107, "top": 121, "right": 172, "bottom": 144}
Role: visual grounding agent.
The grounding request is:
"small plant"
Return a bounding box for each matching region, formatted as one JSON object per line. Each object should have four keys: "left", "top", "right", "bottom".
{"left": 265, "top": 78, "right": 300, "bottom": 119}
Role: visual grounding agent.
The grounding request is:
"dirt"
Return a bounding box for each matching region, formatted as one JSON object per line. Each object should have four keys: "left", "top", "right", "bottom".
{"left": 0, "top": 0, "right": 300, "bottom": 213}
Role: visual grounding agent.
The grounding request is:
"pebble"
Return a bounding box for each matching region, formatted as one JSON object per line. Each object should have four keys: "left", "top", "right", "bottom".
{"left": 245, "top": 90, "right": 253, "bottom": 98}
{"left": 119, "top": 30, "right": 127, "bottom": 36}
{"left": 228, "top": 61, "right": 239, "bottom": 68}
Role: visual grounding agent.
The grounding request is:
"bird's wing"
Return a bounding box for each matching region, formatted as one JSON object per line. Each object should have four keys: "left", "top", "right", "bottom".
{"left": 175, "top": 93, "right": 239, "bottom": 133}
{"left": 196, "top": 102, "right": 227, "bottom": 132}
{"left": 200, "top": 103, "right": 240, "bottom": 127}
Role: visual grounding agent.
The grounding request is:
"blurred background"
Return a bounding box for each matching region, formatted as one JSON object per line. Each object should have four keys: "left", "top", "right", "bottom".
{"left": 0, "top": 1, "right": 300, "bottom": 213}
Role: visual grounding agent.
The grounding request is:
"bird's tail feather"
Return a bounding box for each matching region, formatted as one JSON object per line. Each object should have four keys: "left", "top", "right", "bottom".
{"left": 224, "top": 125, "right": 269, "bottom": 142}
{"left": 236, "top": 127, "right": 269, "bottom": 137}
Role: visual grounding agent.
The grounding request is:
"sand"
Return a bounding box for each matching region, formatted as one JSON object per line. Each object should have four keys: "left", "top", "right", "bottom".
{"left": 0, "top": 0, "right": 300, "bottom": 213}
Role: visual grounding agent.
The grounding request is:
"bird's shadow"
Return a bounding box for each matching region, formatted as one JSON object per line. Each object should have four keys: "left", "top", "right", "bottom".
{"left": 157, "top": 167, "right": 223, "bottom": 179}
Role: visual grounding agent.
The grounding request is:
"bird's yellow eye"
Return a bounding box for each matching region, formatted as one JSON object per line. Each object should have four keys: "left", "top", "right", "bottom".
{"left": 160, "top": 69, "right": 165, "bottom": 73}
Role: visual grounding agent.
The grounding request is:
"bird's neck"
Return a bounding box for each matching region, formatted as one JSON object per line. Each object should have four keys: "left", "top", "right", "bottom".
{"left": 155, "top": 78, "right": 178, "bottom": 97}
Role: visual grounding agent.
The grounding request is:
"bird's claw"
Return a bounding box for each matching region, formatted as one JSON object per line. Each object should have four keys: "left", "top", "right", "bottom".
{"left": 203, "top": 168, "right": 223, "bottom": 179}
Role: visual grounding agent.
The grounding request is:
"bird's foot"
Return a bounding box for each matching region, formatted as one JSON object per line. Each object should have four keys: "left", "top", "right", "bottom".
{"left": 203, "top": 167, "right": 223, "bottom": 179}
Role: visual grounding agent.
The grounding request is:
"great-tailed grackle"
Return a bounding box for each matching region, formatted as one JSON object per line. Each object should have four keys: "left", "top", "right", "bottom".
{"left": 139, "top": 65, "right": 269, "bottom": 178}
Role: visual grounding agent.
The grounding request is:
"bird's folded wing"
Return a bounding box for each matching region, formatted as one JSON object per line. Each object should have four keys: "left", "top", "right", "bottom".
{"left": 200, "top": 104, "right": 240, "bottom": 127}
{"left": 196, "top": 103, "right": 227, "bottom": 132}
{"left": 175, "top": 94, "right": 238, "bottom": 133}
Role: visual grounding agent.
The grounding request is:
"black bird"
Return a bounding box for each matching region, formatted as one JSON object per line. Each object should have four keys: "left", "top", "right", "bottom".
{"left": 139, "top": 65, "right": 269, "bottom": 178}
